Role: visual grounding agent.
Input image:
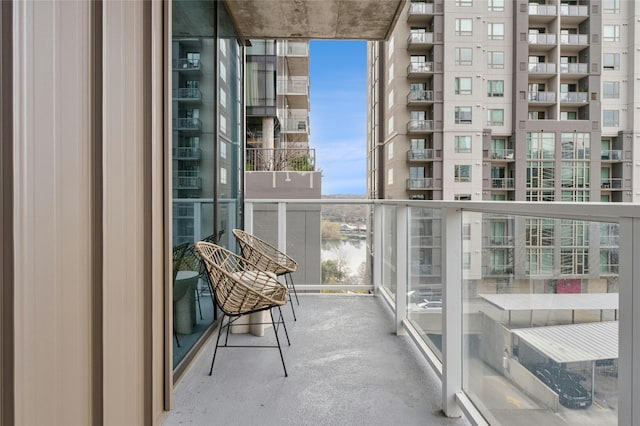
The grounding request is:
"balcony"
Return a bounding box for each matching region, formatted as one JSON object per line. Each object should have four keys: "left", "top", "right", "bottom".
{"left": 528, "top": 63, "right": 556, "bottom": 75}
{"left": 528, "top": 34, "right": 557, "bottom": 49}
{"left": 407, "top": 90, "right": 434, "bottom": 105}
{"left": 407, "top": 119, "right": 434, "bottom": 133}
{"left": 407, "top": 178, "right": 433, "bottom": 189}
{"left": 407, "top": 1, "right": 434, "bottom": 23}
{"left": 173, "top": 88, "right": 202, "bottom": 102}
{"left": 165, "top": 198, "right": 636, "bottom": 425}
{"left": 560, "top": 4, "right": 589, "bottom": 20}
{"left": 560, "top": 34, "right": 589, "bottom": 49}
{"left": 407, "top": 62, "right": 434, "bottom": 77}
{"left": 173, "top": 176, "right": 201, "bottom": 189}
{"left": 407, "top": 149, "right": 436, "bottom": 161}
{"left": 560, "top": 62, "right": 589, "bottom": 75}
{"left": 601, "top": 178, "right": 622, "bottom": 190}
{"left": 560, "top": 92, "right": 588, "bottom": 104}
{"left": 601, "top": 150, "right": 623, "bottom": 161}
{"left": 246, "top": 147, "right": 315, "bottom": 171}
{"left": 491, "top": 149, "right": 514, "bottom": 160}
{"left": 277, "top": 77, "right": 309, "bottom": 109}
{"left": 173, "top": 58, "right": 201, "bottom": 73}
{"left": 407, "top": 32, "right": 434, "bottom": 50}
{"left": 173, "top": 147, "right": 202, "bottom": 160}
{"left": 173, "top": 117, "right": 202, "bottom": 131}
{"left": 491, "top": 178, "right": 515, "bottom": 189}
{"left": 528, "top": 91, "right": 556, "bottom": 105}
{"left": 528, "top": 4, "right": 557, "bottom": 17}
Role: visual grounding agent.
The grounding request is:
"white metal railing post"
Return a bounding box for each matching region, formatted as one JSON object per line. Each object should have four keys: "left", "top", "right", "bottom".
{"left": 618, "top": 217, "right": 638, "bottom": 425}
{"left": 373, "top": 204, "right": 383, "bottom": 294}
{"left": 245, "top": 201, "right": 253, "bottom": 234}
{"left": 278, "top": 202, "right": 287, "bottom": 254}
{"left": 395, "top": 204, "right": 408, "bottom": 335}
{"left": 193, "top": 201, "right": 202, "bottom": 242}
{"left": 442, "top": 207, "right": 463, "bottom": 417}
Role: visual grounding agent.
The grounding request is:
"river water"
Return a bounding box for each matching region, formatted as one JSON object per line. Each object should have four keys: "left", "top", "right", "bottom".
{"left": 321, "top": 238, "right": 368, "bottom": 283}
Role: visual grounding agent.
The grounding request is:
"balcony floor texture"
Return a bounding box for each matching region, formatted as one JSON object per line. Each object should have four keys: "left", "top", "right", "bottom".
{"left": 165, "top": 294, "right": 470, "bottom": 426}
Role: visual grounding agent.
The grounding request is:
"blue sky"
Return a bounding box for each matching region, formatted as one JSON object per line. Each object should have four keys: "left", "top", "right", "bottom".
{"left": 309, "top": 40, "right": 367, "bottom": 195}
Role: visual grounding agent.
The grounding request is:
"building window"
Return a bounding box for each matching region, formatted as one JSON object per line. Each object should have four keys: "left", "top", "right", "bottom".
{"left": 387, "top": 142, "right": 394, "bottom": 160}
{"left": 492, "top": 194, "right": 506, "bottom": 200}
{"left": 463, "top": 223, "right": 471, "bottom": 240}
{"left": 603, "top": 81, "right": 620, "bottom": 99}
{"left": 560, "top": 111, "right": 577, "bottom": 120}
{"left": 603, "top": 25, "right": 620, "bottom": 42}
{"left": 603, "top": 0, "right": 620, "bottom": 13}
{"left": 387, "top": 168, "right": 394, "bottom": 185}
{"left": 487, "top": 109, "right": 504, "bottom": 126}
{"left": 603, "top": 53, "right": 620, "bottom": 70}
{"left": 455, "top": 136, "right": 472, "bottom": 153}
{"left": 526, "top": 248, "right": 554, "bottom": 275}
{"left": 455, "top": 47, "right": 473, "bottom": 66}
{"left": 529, "top": 111, "right": 545, "bottom": 120}
{"left": 463, "top": 252, "right": 471, "bottom": 269}
{"left": 561, "top": 248, "right": 589, "bottom": 275}
{"left": 387, "top": 116, "right": 394, "bottom": 134}
{"left": 487, "top": 80, "right": 504, "bottom": 97}
{"left": 527, "top": 132, "right": 555, "bottom": 159}
{"left": 603, "top": 110, "right": 619, "bottom": 127}
{"left": 456, "top": 0, "right": 473, "bottom": 6}
{"left": 488, "top": 0, "right": 505, "bottom": 11}
{"left": 488, "top": 51, "right": 504, "bottom": 68}
{"left": 455, "top": 106, "right": 472, "bottom": 124}
{"left": 455, "top": 18, "right": 473, "bottom": 36}
{"left": 455, "top": 77, "right": 472, "bottom": 95}
{"left": 561, "top": 133, "right": 590, "bottom": 159}
{"left": 488, "top": 23, "right": 504, "bottom": 40}
{"left": 526, "top": 162, "right": 555, "bottom": 190}
{"left": 561, "top": 162, "right": 590, "bottom": 189}
{"left": 455, "top": 165, "right": 472, "bottom": 182}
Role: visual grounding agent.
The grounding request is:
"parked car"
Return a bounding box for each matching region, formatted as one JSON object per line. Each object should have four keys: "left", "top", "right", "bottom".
{"left": 534, "top": 365, "right": 592, "bottom": 409}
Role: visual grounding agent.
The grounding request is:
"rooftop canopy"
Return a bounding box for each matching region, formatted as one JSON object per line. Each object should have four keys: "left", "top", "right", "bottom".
{"left": 223, "top": 0, "right": 406, "bottom": 40}
{"left": 512, "top": 321, "right": 618, "bottom": 363}
{"left": 480, "top": 293, "right": 619, "bottom": 312}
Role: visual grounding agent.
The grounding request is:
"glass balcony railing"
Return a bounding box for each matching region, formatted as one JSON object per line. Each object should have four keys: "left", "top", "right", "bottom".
{"left": 173, "top": 117, "right": 202, "bottom": 131}
{"left": 529, "top": 34, "right": 556, "bottom": 45}
{"left": 408, "top": 1, "right": 434, "bottom": 16}
{"left": 528, "top": 4, "right": 557, "bottom": 15}
{"left": 276, "top": 40, "right": 309, "bottom": 57}
{"left": 491, "top": 178, "right": 515, "bottom": 189}
{"left": 528, "top": 63, "right": 556, "bottom": 73}
{"left": 407, "top": 62, "right": 434, "bottom": 74}
{"left": 407, "top": 90, "right": 434, "bottom": 103}
{"left": 407, "top": 119, "right": 434, "bottom": 132}
{"left": 560, "top": 4, "right": 589, "bottom": 16}
{"left": 173, "top": 58, "right": 201, "bottom": 71}
{"left": 407, "top": 149, "right": 435, "bottom": 161}
{"left": 277, "top": 77, "right": 309, "bottom": 95}
{"left": 528, "top": 91, "right": 556, "bottom": 102}
{"left": 560, "top": 92, "right": 588, "bottom": 103}
{"left": 173, "top": 88, "right": 202, "bottom": 100}
{"left": 407, "top": 178, "right": 433, "bottom": 189}
{"left": 173, "top": 147, "right": 202, "bottom": 160}
{"left": 491, "top": 149, "right": 514, "bottom": 159}
{"left": 560, "top": 34, "right": 589, "bottom": 45}
{"left": 407, "top": 32, "right": 434, "bottom": 46}
{"left": 235, "top": 198, "right": 631, "bottom": 425}
{"left": 601, "top": 178, "right": 622, "bottom": 189}
{"left": 560, "top": 63, "right": 589, "bottom": 74}
{"left": 601, "top": 150, "right": 622, "bottom": 161}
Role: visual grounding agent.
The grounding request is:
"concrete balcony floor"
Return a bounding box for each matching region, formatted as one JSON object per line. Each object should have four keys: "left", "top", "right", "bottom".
{"left": 165, "top": 294, "right": 470, "bottom": 426}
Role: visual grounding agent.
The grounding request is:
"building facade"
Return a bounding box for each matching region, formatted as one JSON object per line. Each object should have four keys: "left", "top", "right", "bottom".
{"left": 368, "top": 0, "right": 638, "bottom": 296}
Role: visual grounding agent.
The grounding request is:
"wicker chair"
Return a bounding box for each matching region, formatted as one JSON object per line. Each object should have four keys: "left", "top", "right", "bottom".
{"left": 195, "top": 242, "right": 291, "bottom": 377}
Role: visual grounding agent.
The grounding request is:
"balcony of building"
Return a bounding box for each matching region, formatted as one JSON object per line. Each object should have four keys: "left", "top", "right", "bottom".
{"left": 246, "top": 147, "right": 315, "bottom": 172}
{"left": 528, "top": 33, "right": 557, "bottom": 50}
{"left": 407, "top": 31, "right": 434, "bottom": 51}
{"left": 407, "top": 119, "right": 434, "bottom": 134}
{"left": 560, "top": 3, "right": 589, "bottom": 23}
{"left": 407, "top": 1, "right": 434, "bottom": 24}
{"left": 528, "top": 91, "right": 557, "bottom": 106}
{"left": 600, "top": 178, "right": 623, "bottom": 190}
{"left": 559, "top": 91, "right": 588, "bottom": 105}
{"left": 173, "top": 174, "right": 202, "bottom": 190}
{"left": 528, "top": 63, "right": 556, "bottom": 76}
{"left": 490, "top": 148, "right": 514, "bottom": 161}
{"left": 277, "top": 41, "right": 309, "bottom": 77}
{"left": 173, "top": 147, "right": 202, "bottom": 160}
{"left": 601, "top": 150, "right": 623, "bottom": 162}
{"left": 559, "top": 62, "right": 589, "bottom": 76}
{"left": 407, "top": 149, "right": 439, "bottom": 162}
{"left": 173, "top": 117, "right": 202, "bottom": 131}
{"left": 407, "top": 61, "right": 435, "bottom": 77}
{"left": 166, "top": 199, "right": 632, "bottom": 426}
{"left": 560, "top": 34, "right": 589, "bottom": 51}
{"left": 173, "top": 58, "right": 202, "bottom": 74}
{"left": 407, "top": 178, "right": 434, "bottom": 190}
{"left": 173, "top": 88, "right": 202, "bottom": 103}
{"left": 407, "top": 90, "right": 434, "bottom": 106}
{"left": 489, "top": 178, "right": 515, "bottom": 190}
{"left": 528, "top": 4, "right": 557, "bottom": 24}
{"left": 277, "top": 77, "right": 309, "bottom": 110}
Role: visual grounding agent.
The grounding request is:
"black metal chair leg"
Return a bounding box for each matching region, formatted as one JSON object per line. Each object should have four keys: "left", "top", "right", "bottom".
{"left": 287, "top": 287, "right": 297, "bottom": 321}
{"left": 209, "top": 314, "right": 227, "bottom": 375}
{"left": 196, "top": 284, "right": 203, "bottom": 320}
{"left": 270, "top": 309, "right": 288, "bottom": 377}
{"left": 277, "top": 306, "right": 290, "bottom": 346}
{"left": 285, "top": 272, "right": 299, "bottom": 306}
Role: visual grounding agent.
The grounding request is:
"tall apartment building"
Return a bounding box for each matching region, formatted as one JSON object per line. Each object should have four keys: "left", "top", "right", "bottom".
{"left": 368, "top": 0, "right": 638, "bottom": 297}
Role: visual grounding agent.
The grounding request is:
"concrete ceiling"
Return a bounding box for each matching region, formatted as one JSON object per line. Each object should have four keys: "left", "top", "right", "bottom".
{"left": 223, "top": 0, "right": 406, "bottom": 40}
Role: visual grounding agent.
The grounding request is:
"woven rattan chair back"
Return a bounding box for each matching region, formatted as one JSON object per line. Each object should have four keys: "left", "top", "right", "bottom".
{"left": 195, "top": 242, "right": 288, "bottom": 317}
{"left": 232, "top": 229, "right": 297, "bottom": 276}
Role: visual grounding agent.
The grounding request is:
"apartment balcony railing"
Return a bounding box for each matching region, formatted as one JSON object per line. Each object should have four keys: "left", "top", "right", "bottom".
{"left": 173, "top": 58, "right": 201, "bottom": 71}
{"left": 491, "top": 149, "right": 514, "bottom": 160}
{"left": 280, "top": 119, "right": 308, "bottom": 133}
{"left": 407, "top": 90, "right": 434, "bottom": 104}
{"left": 276, "top": 40, "right": 309, "bottom": 57}
{"left": 173, "top": 117, "right": 202, "bottom": 131}
{"left": 560, "top": 34, "right": 589, "bottom": 45}
{"left": 407, "top": 149, "right": 435, "bottom": 161}
{"left": 528, "top": 91, "right": 556, "bottom": 102}
{"left": 528, "top": 4, "right": 557, "bottom": 15}
{"left": 170, "top": 197, "right": 639, "bottom": 425}
{"left": 407, "top": 32, "right": 434, "bottom": 48}
{"left": 601, "top": 178, "right": 622, "bottom": 189}
{"left": 411, "top": 235, "right": 441, "bottom": 247}
{"left": 407, "top": 62, "right": 434, "bottom": 76}
{"left": 408, "top": 1, "right": 434, "bottom": 17}
{"left": 407, "top": 119, "right": 434, "bottom": 133}
{"left": 528, "top": 34, "right": 556, "bottom": 45}
{"left": 528, "top": 63, "right": 556, "bottom": 73}
{"left": 491, "top": 178, "right": 515, "bottom": 189}
{"left": 601, "top": 150, "right": 623, "bottom": 161}
{"left": 406, "top": 178, "right": 433, "bottom": 189}
{"left": 560, "top": 92, "right": 588, "bottom": 103}
{"left": 172, "top": 176, "right": 201, "bottom": 189}
{"left": 560, "top": 4, "right": 589, "bottom": 16}
{"left": 173, "top": 88, "right": 202, "bottom": 101}
{"left": 246, "top": 147, "right": 315, "bottom": 172}
{"left": 173, "top": 147, "right": 202, "bottom": 160}
{"left": 277, "top": 78, "right": 309, "bottom": 95}
{"left": 487, "top": 235, "right": 514, "bottom": 246}
{"left": 560, "top": 63, "right": 589, "bottom": 74}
